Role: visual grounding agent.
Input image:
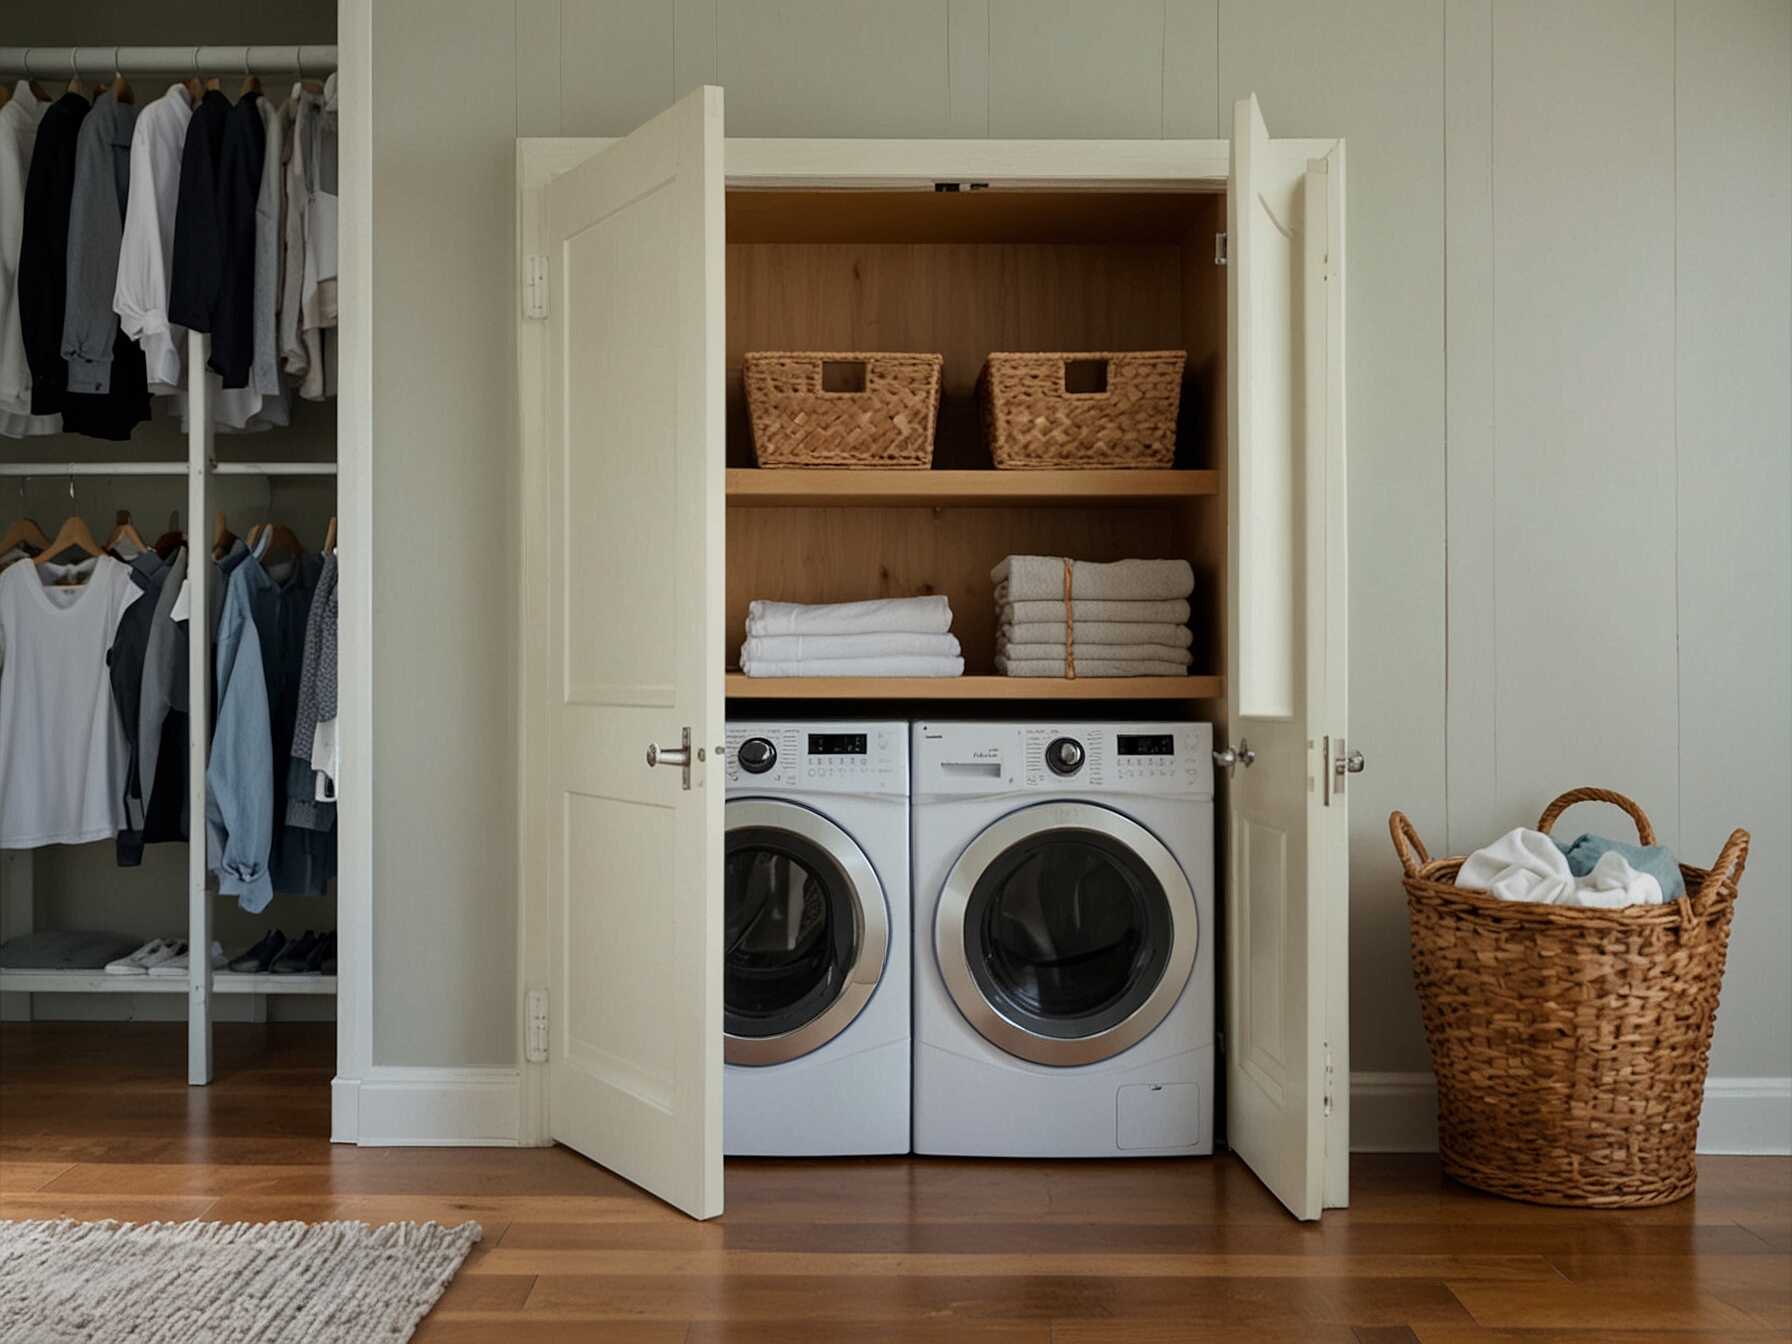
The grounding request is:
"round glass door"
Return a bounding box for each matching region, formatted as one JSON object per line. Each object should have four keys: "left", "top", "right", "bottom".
{"left": 936, "top": 803, "right": 1196, "bottom": 1067}
{"left": 724, "top": 799, "right": 888, "bottom": 1066}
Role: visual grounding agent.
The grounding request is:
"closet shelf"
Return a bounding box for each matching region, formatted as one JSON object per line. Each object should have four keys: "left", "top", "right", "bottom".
{"left": 725, "top": 468, "right": 1218, "bottom": 508}
{"left": 724, "top": 673, "right": 1222, "bottom": 700}
{"left": 0, "top": 969, "right": 338, "bottom": 996}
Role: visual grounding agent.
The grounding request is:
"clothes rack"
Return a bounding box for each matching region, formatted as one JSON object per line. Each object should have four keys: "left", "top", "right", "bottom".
{"left": 0, "top": 107, "right": 339, "bottom": 1077}
{"left": 0, "top": 47, "right": 337, "bottom": 78}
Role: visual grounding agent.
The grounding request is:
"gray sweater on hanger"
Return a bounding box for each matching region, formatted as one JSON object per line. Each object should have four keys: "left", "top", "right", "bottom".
{"left": 61, "top": 91, "right": 137, "bottom": 395}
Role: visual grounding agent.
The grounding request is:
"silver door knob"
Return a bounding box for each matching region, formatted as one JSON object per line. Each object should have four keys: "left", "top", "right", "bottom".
{"left": 1213, "top": 740, "right": 1256, "bottom": 771}
{"left": 645, "top": 727, "right": 694, "bottom": 789}
{"left": 1337, "top": 748, "right": 1365, "bottom": 776}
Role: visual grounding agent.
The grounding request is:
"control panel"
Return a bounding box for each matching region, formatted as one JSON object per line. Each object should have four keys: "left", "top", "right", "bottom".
{"left": 724, "top": 721, "right": 906, "bottom": 794}
{"left": 915, "top": 721, "right": 1212, "bottom": 798}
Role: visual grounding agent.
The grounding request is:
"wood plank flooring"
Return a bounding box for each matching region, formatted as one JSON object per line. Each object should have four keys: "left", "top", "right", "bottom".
{"left": 2, "top": 1023, "right": 1787, "bottom": 1341}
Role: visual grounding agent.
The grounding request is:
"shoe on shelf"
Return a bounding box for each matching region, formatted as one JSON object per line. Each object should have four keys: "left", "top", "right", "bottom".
{"left": 305, "top": 931, "right": 337, "bottom": 975}
{"left": 137, "top": 939, "right": 186, "bottom": 973}
{"left": 148, "top": 942, "right": 226, "bottom": 978}
{"left": 227, "top": 929, "right": 285, "bottom": 974}
{"left": 271, "top": 931, "right": 320, "bottom": 974}
{"left": 104, "top": 938, "right": 175, "bottom": 975}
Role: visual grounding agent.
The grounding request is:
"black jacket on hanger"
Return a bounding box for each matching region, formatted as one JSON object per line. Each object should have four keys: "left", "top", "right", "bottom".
{"left": 16, "top": 91, "right": 90, "bottom": 416}
{"left": 167, "top": 89, "right": 232, "bottom": 335}
{"left": 210, "top": 90, "right": 265, "bottom": 389}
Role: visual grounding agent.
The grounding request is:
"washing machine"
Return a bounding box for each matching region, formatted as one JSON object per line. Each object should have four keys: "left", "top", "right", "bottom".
{"left": 722, "top": 720, "right": 909, "bottom": 1155}
{"left": 911, "top": 720, "right": 1215, "bottom": 1157}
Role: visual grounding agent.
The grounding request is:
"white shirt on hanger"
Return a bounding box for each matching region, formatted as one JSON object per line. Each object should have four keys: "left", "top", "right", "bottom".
{"left": 113, "top": 82, "right": 193, "bottom": 394}
{"left": 0, "top": 80, "right": 61, "bottom": 436}
{"left": 0, "top": 556, "right": 143, "bottom": 848}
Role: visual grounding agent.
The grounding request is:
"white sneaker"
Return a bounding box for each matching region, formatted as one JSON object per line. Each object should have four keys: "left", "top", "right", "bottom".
{"left": 148, "top": 942, "right": 225, "bottom": 977}
{"left": 137, "top": 939, "right": 186, "bottom": 973}
{"left": 105, "top": 938, "right": 172, "bottom": 975}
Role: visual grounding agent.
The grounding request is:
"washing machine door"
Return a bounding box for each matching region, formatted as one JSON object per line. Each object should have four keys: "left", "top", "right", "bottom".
{"left": 936, "top": 801, "right": 1197, "bottom": 1067}
{"left": 723, "top": 798, "right": 889, "bottom": 1066}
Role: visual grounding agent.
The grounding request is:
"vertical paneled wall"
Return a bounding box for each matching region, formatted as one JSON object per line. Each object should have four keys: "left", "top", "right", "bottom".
{"left": 362, "top": 0, "right": 1789, "bottom": 1087}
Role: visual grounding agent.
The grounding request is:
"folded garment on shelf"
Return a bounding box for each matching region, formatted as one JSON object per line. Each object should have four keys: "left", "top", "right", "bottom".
{"left": 741, "top": 632, "right": 962, "bottom": 663}
{"left": 997, "top": 642, "right": 1192, "bottom": 666}
{"left": 992, "top": 556, "right": 1195, "bottom": 602}
{"left": 1000, "top": 620, "right": 1193, "bottom": 649}
{"left": 740, "top": 654, "right": 965, "bottom": 678}
{"left": 996, "top": 656, "right": 1189, "bottom": 678}
{"left": 1000, "top": 597, "right": 1192, "bottom": 626}
{"left": 0, "top": 929, "right": 142, "bottom": 971}
{"left": 746, "top": 595, "right": 952, "bottom": 637}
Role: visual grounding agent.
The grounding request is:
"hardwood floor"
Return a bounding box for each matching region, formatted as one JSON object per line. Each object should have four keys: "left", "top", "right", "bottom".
{"left": 2, "top": 1023, "right": 1787, "bottom": 1342}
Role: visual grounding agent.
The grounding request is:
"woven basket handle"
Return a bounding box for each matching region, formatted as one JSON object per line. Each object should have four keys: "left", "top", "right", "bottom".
{"left": 1535, "top": 787, "right": 1657, "bottom": 845}
{"left": 1695, "top": 827, "right": 1751, "bottom": 905}
{"left": 1388, "top": 811, "right": 1431, "bottom": 878}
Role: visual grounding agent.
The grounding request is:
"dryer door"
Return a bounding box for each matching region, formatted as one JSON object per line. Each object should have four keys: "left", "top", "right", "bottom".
{"left": 937, "top": 802, "right": 1197, "bottom": 1067}
{"left": 723, "top": 799, "right": 889, "bottom": 1066}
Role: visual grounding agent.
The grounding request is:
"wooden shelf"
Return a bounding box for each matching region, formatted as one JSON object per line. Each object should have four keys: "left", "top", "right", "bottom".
{"left": 725, "top": 468, "right": 1218, "bottom": 508}
{"left": 725, "top": 674, "right": 1221, "bottom": 700}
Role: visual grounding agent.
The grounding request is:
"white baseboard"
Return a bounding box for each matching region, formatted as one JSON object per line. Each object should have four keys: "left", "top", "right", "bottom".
{"left": 1351, "top": 1071, "right": 1792, "bottom": 1155}
{"left": 332, "top": 1068, "right": 522, "bottom": 1147}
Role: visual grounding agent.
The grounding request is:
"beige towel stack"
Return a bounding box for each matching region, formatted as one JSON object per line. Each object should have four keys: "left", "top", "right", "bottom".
{"left": 991, "top": 556, "right": 1195, "bottom": 678}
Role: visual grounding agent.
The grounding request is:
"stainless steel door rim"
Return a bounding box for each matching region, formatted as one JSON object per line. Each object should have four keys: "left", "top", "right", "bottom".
{"left": 934, "top": 801, "right": 1197, "bottom": 1068}
{"left": 723, "top": 798, "right": 888, "bottom": 1066}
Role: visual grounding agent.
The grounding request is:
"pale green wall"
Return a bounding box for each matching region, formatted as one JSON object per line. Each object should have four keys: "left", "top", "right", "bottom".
{"left": 364, "top": 0, "right": 1790, "bottom": 1084}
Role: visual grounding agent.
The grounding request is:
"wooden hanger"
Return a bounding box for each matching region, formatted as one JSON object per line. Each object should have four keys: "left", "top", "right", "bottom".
{"left": 104, "top": 509, "right": 147, "bottom": 555}
{"left": 240, "top": 75, "right": 262, "bottom": 97}
{"left": 182, "top": 77, "right": 204, "bottom": 103}
{"left": 256, "top": 523, "right": 304, "bottom": 568}
{"left": 35, "top": 514, "right": 103, "bottom": 565}
{"left": 110, "top": 73, "right": 135, "bottom": 106}
{"left": 212, "top": 511, "right": 237, "bottom": 559}
{"left": 28, "top": 80, "right": 51, "bottom": 101}
{"left": 322, "top": 517, "right": 337, "bottom": 554}
{"left": 0, "top": 84, "right": 10, "bottom": 111}
{"left": 0, "top": 515, "right": 51, "bottom": 556}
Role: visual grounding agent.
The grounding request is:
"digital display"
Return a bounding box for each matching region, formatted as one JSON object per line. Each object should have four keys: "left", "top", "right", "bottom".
{"left": 1117, "top": 733, "right": 1176, "bottom": 757}
{"left": 808, "top": 733, "right": 868, "bottom": 756}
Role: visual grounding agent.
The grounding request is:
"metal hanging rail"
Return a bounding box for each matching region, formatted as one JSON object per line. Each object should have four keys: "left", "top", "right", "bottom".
{"left": 0, "top": 46, "right": 337, "bottom": 78}
{"left": 212, "top": 462, "right": 340, "bottom": 476}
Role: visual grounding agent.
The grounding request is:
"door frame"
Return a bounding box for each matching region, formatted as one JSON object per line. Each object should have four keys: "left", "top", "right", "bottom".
{"left": 514, "top": 134, "right": 1348, "bottom": 1205}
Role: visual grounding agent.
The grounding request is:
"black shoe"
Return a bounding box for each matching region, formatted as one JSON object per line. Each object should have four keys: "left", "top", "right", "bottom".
{"left": 227, "top": 929, "right": 285, "bottom": 973}
{"left": 306, "top": 931, "right": 337, "bottom": 975}
{"left": 271, "top": 930, "right": 320, "bottom": 973}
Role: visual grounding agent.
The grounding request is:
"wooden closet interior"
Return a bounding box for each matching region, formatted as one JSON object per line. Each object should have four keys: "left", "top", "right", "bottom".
{"left": 722, "top": 186, "right": 1229, "bottom": 709}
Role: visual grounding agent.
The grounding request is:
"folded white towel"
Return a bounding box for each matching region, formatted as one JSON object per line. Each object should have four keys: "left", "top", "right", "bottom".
{"left": 747, "top": 595, "right": 952, "bottom": 638}
{"left": 741, "top": 654, "right": 965, "bottom": 678}
{"left": 742, "top": 632, "right": 960, "bottom": 663}
{"left": 1458, "top": 827, "right": 1665, "bottom": 908}
{"left": 997, "top": 642, "right": 1192, "bottom": 665}
{"left": 1000, "top": 597, "right": 1192, "bottom": 625}
{"left": 996, "top": 656, "right": 1189, "bottom": 678}
{"left": 992, "top": 556, "right": 1195, "bottom": 602}
{"left": 1000, "top": 620, "right": 1193, "bottom": 649}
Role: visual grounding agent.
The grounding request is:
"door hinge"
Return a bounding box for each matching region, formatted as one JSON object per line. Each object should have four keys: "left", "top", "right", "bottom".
{"left": 525, "top": 988, "right": 549, "bottom": 1063}
{"left": 1214, "top": 232, "right": 1228, "bottom": 266}
{"left": 523, "top": 254, "right": 548, "bottom": 321}
{"left": 1323, "top": 1042, "right": 1334, "bottom": 1117}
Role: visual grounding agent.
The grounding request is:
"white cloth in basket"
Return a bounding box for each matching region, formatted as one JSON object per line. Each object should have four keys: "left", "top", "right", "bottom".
{"left": 1459, "top": 827, "right": 1664, "bottom": 909}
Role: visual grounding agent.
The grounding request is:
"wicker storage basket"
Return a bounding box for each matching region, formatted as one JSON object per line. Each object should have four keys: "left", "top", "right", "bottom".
{"left": 743, "top": 352, "right": 942, "bottom": 469}
{"left": 1390, "top": 788, "right": 1750, "bottom": 1208}
{"left": 979, "top": 351, "right": 1185, "bottom": 469}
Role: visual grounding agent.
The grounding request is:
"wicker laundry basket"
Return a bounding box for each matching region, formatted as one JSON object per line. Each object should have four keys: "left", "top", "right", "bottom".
{"left": 743, "top": 352, "right": 942, "bottom": 468}
{"left": 1389, "top": 788, "right": 1749, "bottom": 1208}
{"left": 979, "top": 351, "right": 1185, "bottom": 468}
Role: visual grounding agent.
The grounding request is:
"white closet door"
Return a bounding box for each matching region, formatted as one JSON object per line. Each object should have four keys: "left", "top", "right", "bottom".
{"left": 540, "top": 86, "right": 726, "bottom": 1220}
{"left": 1224, "top": 93, "right": 1349, "bottom": 1221}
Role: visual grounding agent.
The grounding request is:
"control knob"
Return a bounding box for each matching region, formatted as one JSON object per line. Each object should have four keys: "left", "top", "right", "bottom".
{"left": 1045, "top": 736, "right": 1085, "bottom": 776}
{"left": 736, "top": 737, "right": 777, "bottom": 774}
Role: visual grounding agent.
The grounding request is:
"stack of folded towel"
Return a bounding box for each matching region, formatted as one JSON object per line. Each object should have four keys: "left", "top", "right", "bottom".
{"left": 993, "top": 556, "right": 1195, "bottom": 677}
{"left": 740, "top": 596, "right": 964, "bottom": 677}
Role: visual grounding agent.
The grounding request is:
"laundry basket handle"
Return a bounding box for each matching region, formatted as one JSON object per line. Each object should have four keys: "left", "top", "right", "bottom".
{"left": 1536, "top": 787, "right": 1657, "bottom": 845}
{"left": 1388, "top": 811, "right": 1431, "bottom": 877}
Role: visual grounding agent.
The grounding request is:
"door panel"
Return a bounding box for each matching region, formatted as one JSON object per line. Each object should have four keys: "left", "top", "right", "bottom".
{"left": 1225, "top": 94, "right": 1348, "bottom": 1221}
{"left": 541, "top": 87, "right": 726, "bottom": 1221}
